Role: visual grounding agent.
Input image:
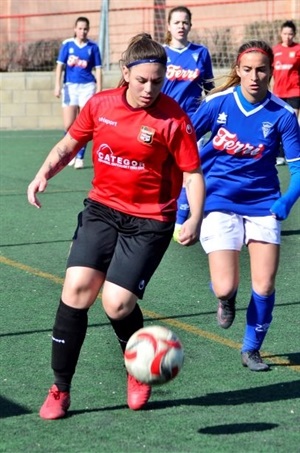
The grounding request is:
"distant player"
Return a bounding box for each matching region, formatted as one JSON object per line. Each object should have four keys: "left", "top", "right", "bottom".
{"left": 272, "top": 20, "right": 300, "bottom": 165}
{"left": 54, "top": 16, "right": 102, "bottom": 169}
{"left": 192, "top": 40, "right": 300, "bottom": 371}
{"left": 161, "top": 6, "right": 214, "bottom": 239}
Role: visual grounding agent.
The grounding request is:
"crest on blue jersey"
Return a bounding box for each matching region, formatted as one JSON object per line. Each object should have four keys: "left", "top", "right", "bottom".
{"left": 262, "top": 122, "right": 272, "bottom": 138}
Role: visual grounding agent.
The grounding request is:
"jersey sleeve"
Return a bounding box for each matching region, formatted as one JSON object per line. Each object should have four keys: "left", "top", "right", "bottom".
{"left": 191, "top": 98, "right": 214, "bottom": 141}
{"left": 201, "top": 48, "right": 215, "bottom": 93}
{"left": 279, "top": 111, "right": 300, "bottom": 162}
{"left": 169, "top": 116, "right": 200, "bottom": 171}
{"left": 68, "top": 97, "right": 95, "bottom": 144}
{"left": 56, "top": 41, "right": 68, "bottom": 64}
{"left": 93, "top": 43, "right": 102, "bottom": 67}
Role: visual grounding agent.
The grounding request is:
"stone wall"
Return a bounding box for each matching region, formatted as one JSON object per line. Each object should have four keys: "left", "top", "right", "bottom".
{"left": 0, "top": 69, "right": 229, "bottom": 130}
{"left": 0, "top": 71, "right": 121, "bottom": 130}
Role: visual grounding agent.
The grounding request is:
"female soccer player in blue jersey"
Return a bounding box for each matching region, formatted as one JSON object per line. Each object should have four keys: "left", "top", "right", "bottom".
{"left": 191, "top": 40, "right": 300, "bottom": 371}
{"left": 54, "top": 17, "right": 102, "bottom": 169}
{"left": 161, "top": 6, "right": 214, "bottom": 238}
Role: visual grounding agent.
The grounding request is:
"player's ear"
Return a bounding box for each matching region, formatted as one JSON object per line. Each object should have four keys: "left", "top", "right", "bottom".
{"left": 122, "top": 66, "right": 130, "bottom": 83}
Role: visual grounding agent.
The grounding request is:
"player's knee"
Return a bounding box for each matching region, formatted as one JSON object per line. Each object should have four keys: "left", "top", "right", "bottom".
{"left": 102, "top": 283, "right": 137, "bottom": 319}
{"left": 212, "top": 282, "right": 237, "bottom": 300}
{"left": 252, "top": 282, "right": 275, "bottom": 297}
{"left": 103, "top": 298, "right": 136, "bottom": 319}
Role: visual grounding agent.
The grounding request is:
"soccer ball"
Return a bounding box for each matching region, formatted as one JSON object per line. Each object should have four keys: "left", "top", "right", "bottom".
{"left": 124, "top": 325, "right": 184, "bottom": 385}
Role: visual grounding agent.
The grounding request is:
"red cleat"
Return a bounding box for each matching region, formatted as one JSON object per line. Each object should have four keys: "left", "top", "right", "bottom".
{"left": 127, "top": 374, "right": 151, "bottom": 410}
{"left": 39, "top": 384, "right": 70, "bottom": 420}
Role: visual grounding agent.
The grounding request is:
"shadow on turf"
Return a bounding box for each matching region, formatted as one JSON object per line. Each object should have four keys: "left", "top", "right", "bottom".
{"left": 65, "top": 379, "right": 300, "bottom": 417}
{"left": 198, "top": 422, "right": 279, "bottom": 435}
{"left": 263, "top": 352, "right": 300, "bottom": 365}
{"left": 147, "top": 379, "right": 300, "bottom": 408}
{"left": 0, "top": 396, "right": 31, "bottom": 418}
{"left": 281, "top": 229, "right": 300, "bottom": 236}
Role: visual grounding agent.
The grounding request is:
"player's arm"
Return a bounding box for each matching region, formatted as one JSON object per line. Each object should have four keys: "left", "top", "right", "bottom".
{"left": 202, "top": 49, "right": 215, "bottom": 95}
{"left": 54, "top": 62, "right": 64, "bottom": 98}
{"left": 270, "top": 113, "right": 300, "bottom": 220}
{"left": 270, "top": 161, "right": 300, "bottom": 220}
{"left": 27, "top": 134, "right": 81, "bottom": 209}
{"left": 95, "top": 66, "right": 102, "bottom": 93}
{"left": 177, "top": 168, "right": 206, "bottom": 246}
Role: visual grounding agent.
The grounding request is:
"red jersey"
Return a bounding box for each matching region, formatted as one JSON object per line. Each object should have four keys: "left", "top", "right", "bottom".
{"left": 68, "top": 86, "right": 200, "bottom": 221}
{"left": 272, "top": 42, "right": 300, "bottom": 98}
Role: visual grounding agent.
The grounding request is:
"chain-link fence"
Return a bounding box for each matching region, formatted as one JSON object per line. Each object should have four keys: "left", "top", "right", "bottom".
{"left": 0, "top": 1, "right": 299, "bottom": 72}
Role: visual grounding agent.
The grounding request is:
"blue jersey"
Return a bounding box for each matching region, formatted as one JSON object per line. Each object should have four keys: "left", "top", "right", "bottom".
{"left": 162, "top": 43, "right": 214, "bottom": 116}
{"left": 191, "top": 86, "right": 300, "bottom": 216}
{"left": 57, "top": 38, "right": 102, "bottom": 84}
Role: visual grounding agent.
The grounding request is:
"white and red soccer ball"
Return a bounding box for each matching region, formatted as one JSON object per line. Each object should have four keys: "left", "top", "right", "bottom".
{"left": 124, "top": 325, "right": 184, "bottom": 385}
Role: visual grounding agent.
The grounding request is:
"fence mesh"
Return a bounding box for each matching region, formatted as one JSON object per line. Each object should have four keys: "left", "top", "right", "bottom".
{"left": 0, "top": 1, "right": 299, "bottom": 72}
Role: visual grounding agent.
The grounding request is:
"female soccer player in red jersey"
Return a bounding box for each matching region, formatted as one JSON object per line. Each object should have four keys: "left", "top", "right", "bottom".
{"left": 272, "top": 20, "right": 300, "bottom": 164}
{"left": 27, "top": 33, "right": 205, "bottom": 419}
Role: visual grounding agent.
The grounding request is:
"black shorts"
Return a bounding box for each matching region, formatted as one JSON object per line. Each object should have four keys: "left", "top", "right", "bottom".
{"left": 280, "top": 97, "right": 300, "bottom": 110}
{"left": 67, "top": 199, "right": 174, "bottom": 299}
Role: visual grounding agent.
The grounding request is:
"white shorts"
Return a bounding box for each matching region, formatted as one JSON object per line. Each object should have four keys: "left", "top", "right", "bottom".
{"left": 62, "top": 82, "right": 96, "bottom": 108}
{"left": 200, "top": 211, "right": 281, "bottom": 254}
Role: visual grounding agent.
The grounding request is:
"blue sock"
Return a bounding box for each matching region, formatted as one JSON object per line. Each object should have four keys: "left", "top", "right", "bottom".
{"left": 241, "top": 289, "right": 275, "bottom": 353}
{"left": 76, "top": 145, "right": 86, "bottom": 160}
{"left": 176, "top": 187, "right": 190, "bottom": 225}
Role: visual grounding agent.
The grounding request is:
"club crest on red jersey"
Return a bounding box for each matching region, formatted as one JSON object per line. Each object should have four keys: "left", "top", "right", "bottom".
{"left": 138, "top": 126, "right": 155, "bottom": 145}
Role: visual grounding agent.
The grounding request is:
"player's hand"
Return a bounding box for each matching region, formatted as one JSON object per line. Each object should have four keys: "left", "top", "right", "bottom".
{"left": 176, "top": 219, "right": 200, "bottom": 246}
{"left": 54, "top": 87, "right": 61, "bottom": 98}
{"left": 27, "top": 177, "right": 48, "bottom": 209}
{"left": 270, "top": 196, "right": 291, "bottom": 221}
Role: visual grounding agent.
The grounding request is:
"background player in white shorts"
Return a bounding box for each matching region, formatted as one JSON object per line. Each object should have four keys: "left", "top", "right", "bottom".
{"left": 54, "top": 16, "right": 102, "bottom": 169}
{"left": 161, "top": 6, "right": 215, "bottom": 237}
{"left": 191, "top": 39, "right": 300, "bottom": 371}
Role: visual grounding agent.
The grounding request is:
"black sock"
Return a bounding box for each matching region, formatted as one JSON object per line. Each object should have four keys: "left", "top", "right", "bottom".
{"left": 220, "top": 290, "right": 237, "bottom": 304}
{"left": 107, "top": 303, "right": 144, "bottom": 353}
{"left": 51, "top": 299, "right": 88, "bottom": 392}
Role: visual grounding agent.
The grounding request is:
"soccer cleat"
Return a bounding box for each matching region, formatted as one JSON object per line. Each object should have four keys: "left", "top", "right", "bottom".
{"left": 276, "top": 157, "right": 286, "bottom": 166}
{"left": 74, "top": 158, "right": 84, "bottom": 169}
{"left": 241, "top": 350, "right": 270, "bottom": 371}
{"left": 127, "top": 374, "right": 151, "bottom": 410}
{"left": 217, "top": 299, "right": 236, "bottom": 329}
{"left": 173, "top": 224, "right": 182, "bottom": 243}
{"left": 39, "top": 384, "right": 70, "bottom": 420}
{"left": 68, "top": 157, "right": 76, "bottom": 167}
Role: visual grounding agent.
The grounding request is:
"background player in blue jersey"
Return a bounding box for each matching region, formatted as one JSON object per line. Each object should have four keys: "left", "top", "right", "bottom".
{"left": 191, "top": 40, "right": 300, "bottom": 371}
{"left": 161, "top": 6, "right": 214, "bottom": 239}
{"left": 54, "top": 17, "right": 102, "bottom": 169}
